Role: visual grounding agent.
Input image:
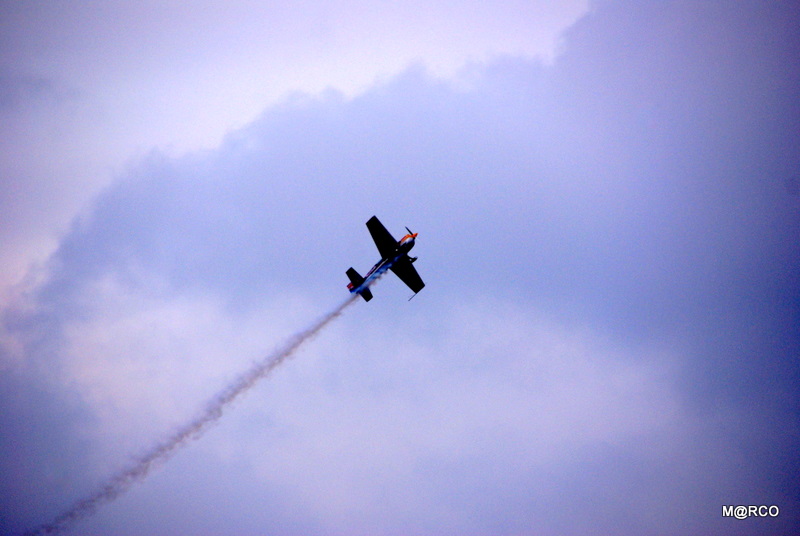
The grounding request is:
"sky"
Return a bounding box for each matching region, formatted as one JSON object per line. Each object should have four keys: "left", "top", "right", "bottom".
{"left": 1, "top": 1, "right": 799, "bottom": 535}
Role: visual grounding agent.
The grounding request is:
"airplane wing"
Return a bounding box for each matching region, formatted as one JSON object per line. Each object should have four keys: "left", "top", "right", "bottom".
{"left": 366, "top": 215, "right": 397, "bottom": 259}
{"left": 390, "top": 255, "right": 425, "bottom": 294}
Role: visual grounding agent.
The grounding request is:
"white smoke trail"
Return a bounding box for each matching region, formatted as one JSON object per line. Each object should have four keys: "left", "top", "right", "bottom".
{"left": 24, "top": 295, "right": 359, "bottom": 536}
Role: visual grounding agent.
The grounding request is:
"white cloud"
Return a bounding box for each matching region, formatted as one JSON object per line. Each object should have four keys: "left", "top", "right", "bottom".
{"left": 56, "top": 271, "right": 324, "bottom": 465}
{"left": 187, "top": 298, "right": 686, "bottom": 532}
{"left": 35, "top": 268, "right": 685, "bottom": 532}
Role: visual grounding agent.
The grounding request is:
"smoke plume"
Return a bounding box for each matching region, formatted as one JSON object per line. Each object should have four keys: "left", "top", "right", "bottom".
{"left": 24, "top": 295, "right": 359, "bottom": 535}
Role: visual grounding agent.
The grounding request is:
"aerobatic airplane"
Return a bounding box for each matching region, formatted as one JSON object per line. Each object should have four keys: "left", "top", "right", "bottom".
{"left": 346, "top": 215, "right": 424, "bottom": 301}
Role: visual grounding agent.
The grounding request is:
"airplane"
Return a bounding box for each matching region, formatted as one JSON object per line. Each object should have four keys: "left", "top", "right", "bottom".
{"left": 346, "top": 215, "right": 425, "bottom": 302}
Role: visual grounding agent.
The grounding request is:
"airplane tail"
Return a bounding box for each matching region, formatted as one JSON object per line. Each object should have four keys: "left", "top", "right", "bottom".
{"left": 346, "top": 267, "right": 373, "bottom": 302}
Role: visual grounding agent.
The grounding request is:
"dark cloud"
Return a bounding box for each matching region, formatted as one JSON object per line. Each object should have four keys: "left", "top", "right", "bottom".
{"left": 0, "top": 367, "right": 96, "bottom": 535}
{"left": 0, "top": 70, "right": 80, "bottom": 111}
{"left": 2, "top": 1, "right": 799, "bottom": 534}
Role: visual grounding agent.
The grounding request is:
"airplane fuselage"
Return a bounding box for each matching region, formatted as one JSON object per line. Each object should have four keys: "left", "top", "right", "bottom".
{"left": 350, "top": 236, "right": 415, "bottom": 296}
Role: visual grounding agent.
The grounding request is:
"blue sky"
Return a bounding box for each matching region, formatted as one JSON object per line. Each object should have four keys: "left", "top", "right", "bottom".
{"left": 2, "top": 1, "right": 799, "bottom": 535}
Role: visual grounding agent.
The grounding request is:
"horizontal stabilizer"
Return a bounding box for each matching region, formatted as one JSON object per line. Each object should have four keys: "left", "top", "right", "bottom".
{"left": 346, "top": 267, "right": 373, "bottom": 301}
{"left": 346, "top": 267, "right": 364, "bottom": 287}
